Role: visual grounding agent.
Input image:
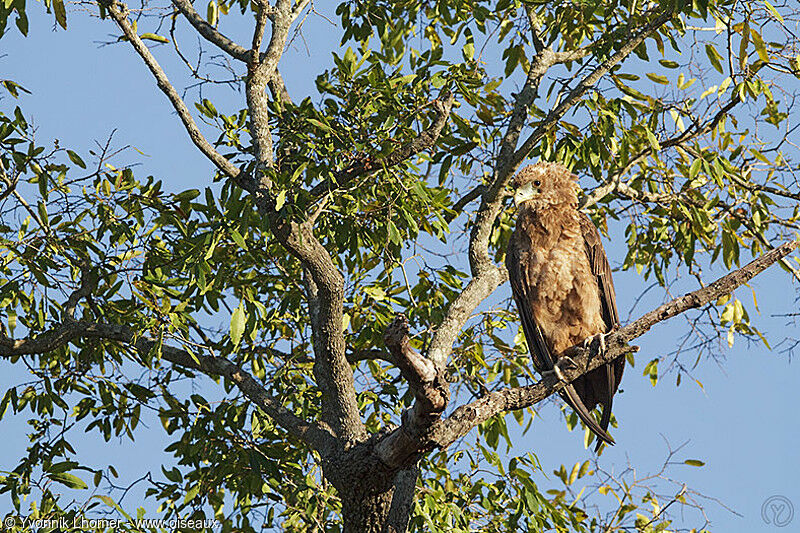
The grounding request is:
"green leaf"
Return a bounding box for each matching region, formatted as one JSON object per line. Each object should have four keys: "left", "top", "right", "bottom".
{"left": 184, "top": 484, "right": 200, "bottom": 503}
{"left": 174, "top": 189, "right": 201, "bottom": 201}
{"left": 47, "top": 461, "right": 79, "bottom": 474}
{"left": 207, "top": 1, "right": 218, "bottom": 26}
{"left": 387, "top": 221, "right": 401, "bottom": 244}
{"left": 705, "top": 44, "right": 724, "bottom": 74}
{"left": 67, "top": 150, "right": 86, "bottom": 169}
{"left": 230, "top": 228, "right": 248, "bottom": 249}
{"left": 48, "top": 472, "right": 88, "bottom": 489}
{"left": 53, "top": 0, "right": 67, "bottom": 29}
{"left": 230, "top": 304, "right": 246, "bottom": 346}
{"left": 93, "top": 495, "right": 133, "bottom": 521}
{"left": 274, "top": 190, "right": 287, "bottom": 211}
{"left": 643, "top": 358, "right": 659, "bottom": 386}
{"left": 140, "top": 33, "right": 170, "bottom": 44}
{"left": 308, "top": 118, "right": 332, "bottom": 132}
{"left": 684, "top": 459, "right": 705, "bottom": 467}
{"left": 762, "top": 0, "right": 784, "bottom": 22}
{"left": 646, "top": 73, "right": 669, "bottom": 85}
{"left": 645, "top": 129, "right": 661, "bottom": 151}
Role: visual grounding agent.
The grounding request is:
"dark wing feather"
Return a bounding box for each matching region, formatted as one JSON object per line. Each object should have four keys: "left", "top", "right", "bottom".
{"left": 505, "top": 241, "right": 553, "bottom": 373}
{"left": 506, "top": 237, "right": 615, "bottom": 446}
{"left": 579, "top": 213, "right": 624, "bottom": 451}
{"left": 579, "top": 213, "right": 619, "bottom": 330}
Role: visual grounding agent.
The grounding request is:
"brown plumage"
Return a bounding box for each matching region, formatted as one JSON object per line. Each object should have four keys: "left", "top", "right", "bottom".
{"left": 506, "top": 162, "right": 624, "bottom": 450}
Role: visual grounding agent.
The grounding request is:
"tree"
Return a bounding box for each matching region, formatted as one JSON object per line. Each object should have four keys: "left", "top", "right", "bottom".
{"left": 1, "top": 0, "right": 799, "bottom": 531}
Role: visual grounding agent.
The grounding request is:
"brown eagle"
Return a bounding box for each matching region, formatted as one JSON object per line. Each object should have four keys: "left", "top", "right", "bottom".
{"left": 505, "top": 162, "right": 624, "bottom": 450}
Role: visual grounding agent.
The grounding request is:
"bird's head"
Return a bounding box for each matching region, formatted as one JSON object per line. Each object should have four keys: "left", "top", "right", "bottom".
{"left": 512, "top": 162, "right": 579, "bottom": 209}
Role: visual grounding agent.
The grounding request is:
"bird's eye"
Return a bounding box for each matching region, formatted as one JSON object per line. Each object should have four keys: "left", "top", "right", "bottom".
{"left": 533, "top": 180, "right": 541, "bottom": 186}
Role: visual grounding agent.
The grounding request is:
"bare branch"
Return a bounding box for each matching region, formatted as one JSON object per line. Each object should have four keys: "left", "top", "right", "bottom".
{"left": 63, "top": 265, "right": 96, "bottom": 319}
{"left": 449, "top": 184, "right": 485, "bottom": 218}
{"left": 375, "top": 315, "right": 450, "bottom": 469}
{"left": 346, "top": 349, "right": 395, "bottom": 365}
{"left": 383, "top": 315, "right": 446, "bottom": 412}
{"left": 102, "top": 0, "right": 242, "bottom": 180}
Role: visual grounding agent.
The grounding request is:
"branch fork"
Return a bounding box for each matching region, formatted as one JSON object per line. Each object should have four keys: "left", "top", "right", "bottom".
{"left": 384, "top": 314, "right": 448, "bottom": 414}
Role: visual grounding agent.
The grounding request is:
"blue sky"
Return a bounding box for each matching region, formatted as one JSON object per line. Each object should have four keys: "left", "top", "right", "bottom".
{"left": 1, "top": 4, "right": 798, "bottom": 531}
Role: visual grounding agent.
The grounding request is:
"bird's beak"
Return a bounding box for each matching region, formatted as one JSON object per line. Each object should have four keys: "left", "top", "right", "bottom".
{"left": 513, "top": 182, "right": 538, "bottom": 207}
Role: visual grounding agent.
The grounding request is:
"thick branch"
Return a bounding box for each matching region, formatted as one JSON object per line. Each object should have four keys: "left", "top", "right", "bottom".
{"left": 301, "top": 267, "right": 365, "bottom": 441}
{"left": 308, "top": 91, "right": 455, "bottom": 197}
{"left": 376, "top": 238, "right": 799, "bottom": 468}
{"left": 383, "top": 315, "right": 447, "bottom": 413}
{"left": 0, "top": 321, "right": 335, "bottom": 452}
{"left": 425, "top": 32, "right": 557, "bottom": 370}
{"left": 103, "top": 0, "right": 363, "bottom": 441}
{"left": 346, "top": 349, "right": 395, "bottom": 365}
{"left": 246, "top": 1, "right": 290, "bottom": 172}
{"left": 376, "top": 315, "right": 450, "bottom": 468}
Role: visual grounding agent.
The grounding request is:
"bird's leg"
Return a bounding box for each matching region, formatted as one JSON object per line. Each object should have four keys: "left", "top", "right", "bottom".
{"left": 544, "top": 356, "right": 578, "bottom": 383}
{"left": 584, "top": 333, "right": 608, "bottom": 360}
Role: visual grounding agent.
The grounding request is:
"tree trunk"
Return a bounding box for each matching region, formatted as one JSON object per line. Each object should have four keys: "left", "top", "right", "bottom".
{"left": 339, "top": 466, "right": 418, "bottom": 533}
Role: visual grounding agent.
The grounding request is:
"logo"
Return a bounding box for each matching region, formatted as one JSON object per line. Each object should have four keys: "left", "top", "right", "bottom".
{"left": 761, "top": 495, "right": 794, "bottom": 528}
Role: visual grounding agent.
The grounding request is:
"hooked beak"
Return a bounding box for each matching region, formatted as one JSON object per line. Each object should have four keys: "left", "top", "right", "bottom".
{"left": 513, "top": 181, "right": 539, "bottom": 207}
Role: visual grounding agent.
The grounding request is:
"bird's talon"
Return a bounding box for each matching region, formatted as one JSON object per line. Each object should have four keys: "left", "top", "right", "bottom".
{"left": 553, "top": 356, "right": 577, "bottom": 382}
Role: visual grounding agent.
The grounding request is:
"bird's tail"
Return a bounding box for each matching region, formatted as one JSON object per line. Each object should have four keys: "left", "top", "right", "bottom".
{"left": 593, "top": 364, "right": 617, "bottom": 452}
{"left": 560, "top": 384, "right": 615, "bottom": 448}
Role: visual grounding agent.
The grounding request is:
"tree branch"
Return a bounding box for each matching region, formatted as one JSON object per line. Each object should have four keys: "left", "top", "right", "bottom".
{"left": 424, "top": 5, "right": 676, "bottom": 372}
{"left": 424, "top": 29, "right": 557, "bottom": 370}
{"left": 449, "top": 184, "right": 486, "bottom": 217}
{"left": 375, "top": 238, "right": 799, "bottom": 469}
{"left": 102, "top": 0, "right": 242, "bottom": 181}
{"left": 301, "top": 266, "right": 365, "bottom": 440}
{"left": 383, "top": 315, "right": 447, "bottom": 413}
{"left": 171, "top": 0, "right": 249, "bottom": 62}
{"left": 581, "top": 67, "right": 758, "bottom": 209}
{"left": 513, "top": 6, "right": 675, "bottom": 170}
{"left": 0, "top": 321, "right": 336, "bottom": 452}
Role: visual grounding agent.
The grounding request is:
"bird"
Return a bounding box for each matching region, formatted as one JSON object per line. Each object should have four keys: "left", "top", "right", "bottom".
{"left": 505, "top": 161, "right": 624, "bottom": 450}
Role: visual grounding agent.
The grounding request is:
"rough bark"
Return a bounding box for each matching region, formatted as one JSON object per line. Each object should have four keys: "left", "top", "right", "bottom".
{"left": 374, "top": 238, "right": 799, "bottom": 465}
{"left": 11, "top": 3, "right": 791, "bottom": 532}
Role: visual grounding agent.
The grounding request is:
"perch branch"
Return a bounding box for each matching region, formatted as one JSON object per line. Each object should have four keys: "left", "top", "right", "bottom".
{"left": 375, "top": 238, "right": 799, "bottom": 469}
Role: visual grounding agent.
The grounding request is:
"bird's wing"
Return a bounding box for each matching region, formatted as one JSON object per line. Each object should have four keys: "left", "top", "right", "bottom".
{"left": 506, "top": 236, "right": 615, "bottom": 446}
{"left": 505, "top": 239, "right": 554, "bottom": 373}
{"left": 579, "top": 212, "right": 624, "bottom": 450}
{"left": 579, "top": 212, "right": 619, "bottom": 330}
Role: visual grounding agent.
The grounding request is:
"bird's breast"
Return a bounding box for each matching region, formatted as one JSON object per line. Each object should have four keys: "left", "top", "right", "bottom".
{"left": 518, "top": 210, "right": 605, "bottom": 352}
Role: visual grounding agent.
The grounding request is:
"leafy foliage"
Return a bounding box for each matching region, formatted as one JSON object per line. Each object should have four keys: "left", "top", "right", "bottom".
{"left": 1, "top": 0, "right": 799, "bottom": 531}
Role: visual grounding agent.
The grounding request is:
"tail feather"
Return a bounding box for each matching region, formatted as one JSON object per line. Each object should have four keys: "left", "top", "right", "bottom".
{"left": 560, "top": 383, "right": 615, "bottom": 447}
{"left": 594, "top": 364, "right": 617, "bottom": 452}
